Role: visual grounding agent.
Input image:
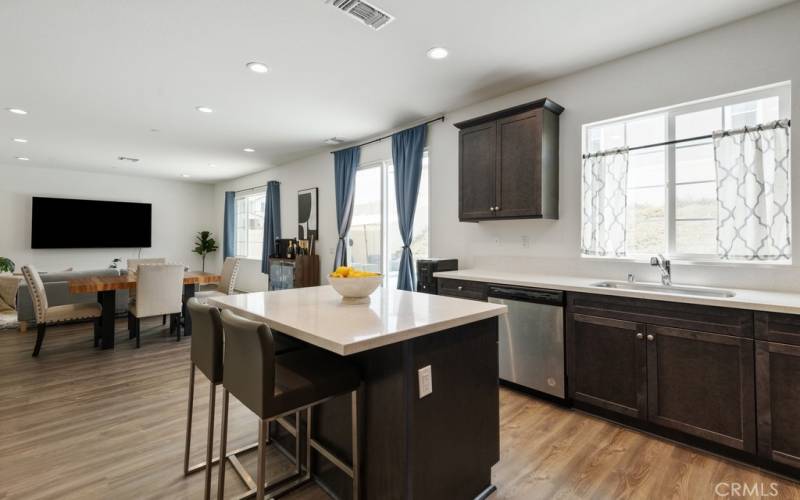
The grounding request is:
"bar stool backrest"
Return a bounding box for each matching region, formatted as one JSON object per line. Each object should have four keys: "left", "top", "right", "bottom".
{"left": 187, "top": 298, "right": 224, "bottom": 384}
{"left": 220, "top": 309, "right": 276, "bottom": 419}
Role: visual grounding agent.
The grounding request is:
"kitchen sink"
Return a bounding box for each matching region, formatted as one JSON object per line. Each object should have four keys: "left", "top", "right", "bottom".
{"left": 591, "top": 280, "right": 736, "bottom": 298}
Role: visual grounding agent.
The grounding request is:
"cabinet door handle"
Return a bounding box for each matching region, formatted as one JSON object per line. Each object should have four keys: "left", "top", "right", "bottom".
{"left": 636, "top": 333, "right": 644, "bottom": 340}
{"left": 646, "top": 334, "right": 655, "bottom": 341}
{"left": 457, "top": 286, "right": 463, "bottom": 291}
{"left": 489, "top": 206, "right": 494, "bottom": 212}
{"left": 495, "top": 206, "right": 500, "bottom": 211}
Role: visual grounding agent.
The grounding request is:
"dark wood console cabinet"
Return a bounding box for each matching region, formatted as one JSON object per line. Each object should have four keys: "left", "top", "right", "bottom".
{"left": 455, "top": 99, "right": 563, "bottom": 222}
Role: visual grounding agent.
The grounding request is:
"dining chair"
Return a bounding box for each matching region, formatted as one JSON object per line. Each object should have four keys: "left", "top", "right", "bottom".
{"left": 128, "top": 264, "right": 184, "bottom": 348}
{"left": 217, "top": 309, "right": 363, "bottom": 500}
{"left": 20, "top": 265, "right": 102, "bottom": 357}
{"left": 127, "top": 257, "right": 166, "bottom": 274}
{"left": 128, "top": 257, "right": 168, "bottom": 324}
{"left": 194, "top": 257, "right": 241, "bottom": 301}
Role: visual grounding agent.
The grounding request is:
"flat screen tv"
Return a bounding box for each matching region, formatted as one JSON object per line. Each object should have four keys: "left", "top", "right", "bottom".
{"left": 31, "top": 197, "right": 152, "bottom": 248}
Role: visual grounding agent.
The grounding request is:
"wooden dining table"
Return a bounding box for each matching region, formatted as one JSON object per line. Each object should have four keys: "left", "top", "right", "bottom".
{"left": 68, "top": 271, "right": 221, "bottom": 349}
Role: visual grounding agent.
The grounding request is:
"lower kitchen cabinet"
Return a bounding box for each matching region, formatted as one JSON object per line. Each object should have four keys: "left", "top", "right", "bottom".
{"left": 567, "top": 294, "right": 760, "bottom": 459}
{"left": 566, "top": 313, "right": 647, "bottom": 419}
{"left": 646, "top": 325, "right": 756, "bottom": 452}
{"left": 756, "top": 340, "right": 800, "bottom": 468}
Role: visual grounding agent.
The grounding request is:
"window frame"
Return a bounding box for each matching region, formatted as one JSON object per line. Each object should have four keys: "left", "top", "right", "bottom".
{"left": 349, "top": 151, "right": 431, "bottom": 282}
{"left": 234, "top": 188, "right": 267, "bottom": 260}
{"left": 581, "top": 82, "right": 791, "bottom": 265}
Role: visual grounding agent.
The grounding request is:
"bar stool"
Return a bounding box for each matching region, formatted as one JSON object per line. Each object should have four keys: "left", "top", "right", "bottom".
{"left": 218, "top": 309, "right": 362, "bottom": 500}
{"left": 183, "top": 299, "right": 260, "bottom": 499}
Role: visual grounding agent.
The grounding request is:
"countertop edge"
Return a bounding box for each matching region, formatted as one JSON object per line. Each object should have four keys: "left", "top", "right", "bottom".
{"left": 433, "top": 270, "right": 800, "bottom": 315}
{"left": 208, "top": 295, "right": 507, "bottom": 356}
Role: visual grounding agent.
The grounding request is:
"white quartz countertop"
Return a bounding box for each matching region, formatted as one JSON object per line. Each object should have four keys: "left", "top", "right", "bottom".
{"left": 434, "top": 269, "right": 800, "bottom": 315}
{"left": 207, "top": 285, "right": 507, "bottom": 355}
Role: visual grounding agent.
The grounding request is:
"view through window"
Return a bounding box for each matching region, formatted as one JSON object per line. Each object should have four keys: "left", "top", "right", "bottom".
{"left": 349, "top": 152, "right": 430, "bottom": 287}
{"left": 235, "top": 190, "right": 266, "bottom": 259}
{"left": 584, "top": 84, "right": 790, "bottom": 260}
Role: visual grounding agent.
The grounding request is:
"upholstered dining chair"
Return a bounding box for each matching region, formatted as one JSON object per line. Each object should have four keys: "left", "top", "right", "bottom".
{"left": 128, "top": 264, "right": 184, "bottom": 348}
{"left": 127, "top": 257, "right": 166, "bottom": 274}
{"left": 20, "top": 265, "right": 102, "bottom": 357}
{"left": 128, "top": 257, "right": 168, "bottom": 324}
{"left": 194, "top": 257, "right": 241, "bottom": 301}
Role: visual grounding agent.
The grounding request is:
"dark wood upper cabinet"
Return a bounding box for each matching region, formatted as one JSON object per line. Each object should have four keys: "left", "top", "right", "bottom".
{"left": 455, "top": 99, "right": 563, "bottom": 221}
{"left": 458, "top": 121, "right": 496, "bottom": 220}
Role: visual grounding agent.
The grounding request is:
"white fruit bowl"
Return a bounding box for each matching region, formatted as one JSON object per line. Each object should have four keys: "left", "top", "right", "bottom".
{"left": 328, "top": 276, "right": 382, "bottom": 304}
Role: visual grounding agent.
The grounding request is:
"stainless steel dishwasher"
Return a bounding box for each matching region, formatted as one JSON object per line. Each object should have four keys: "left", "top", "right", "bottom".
{"left": 488, "top": 285, "right": 565, "bottom": 399}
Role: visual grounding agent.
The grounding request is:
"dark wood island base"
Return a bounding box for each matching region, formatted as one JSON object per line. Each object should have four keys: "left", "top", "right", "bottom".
{"left": 271, "top": 318, "right": 500, "bottom": 500}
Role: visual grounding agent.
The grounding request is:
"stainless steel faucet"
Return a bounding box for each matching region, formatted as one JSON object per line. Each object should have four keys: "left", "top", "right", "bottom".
{"left": 650, "top": 254, "right": 672, "bottom": 286}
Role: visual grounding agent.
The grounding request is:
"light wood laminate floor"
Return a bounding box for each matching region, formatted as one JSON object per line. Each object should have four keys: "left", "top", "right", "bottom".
{"left": 1, "top": 319, "right": 798, "bottom": 499}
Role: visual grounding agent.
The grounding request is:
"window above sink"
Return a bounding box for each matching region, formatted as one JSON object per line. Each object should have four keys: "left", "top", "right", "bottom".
{"left": 581, "top": 82, "right": 791, "bottom": 264}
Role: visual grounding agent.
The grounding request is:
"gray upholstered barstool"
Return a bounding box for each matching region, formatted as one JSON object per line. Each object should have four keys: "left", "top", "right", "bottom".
{"left": 184, "top": 299, "right": 264, "bottom": 499}
{"left": 217, "top": 309, "right": 362, "bottom": 500}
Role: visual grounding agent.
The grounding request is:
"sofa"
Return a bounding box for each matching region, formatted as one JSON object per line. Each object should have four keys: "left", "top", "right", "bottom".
{"left": 17, "top": 268, "right": 130, "bottom": 329}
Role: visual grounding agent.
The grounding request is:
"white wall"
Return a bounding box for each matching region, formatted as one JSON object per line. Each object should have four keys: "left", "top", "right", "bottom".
{"left": 211, "top": 140, "right": 394, "bottom": 289}
{"left": 216, "top": 3, "right": 800, "bottom": 293}
{"left": 426, "top": 2, "right": 800, "bottom": 292}
{"left": 0, "top": 163, "right": 215, "bottom": 273}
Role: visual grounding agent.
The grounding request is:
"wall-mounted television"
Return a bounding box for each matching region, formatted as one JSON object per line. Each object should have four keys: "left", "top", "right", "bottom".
{"left": 31, "top": 197, "right": 152, "bottom": 249}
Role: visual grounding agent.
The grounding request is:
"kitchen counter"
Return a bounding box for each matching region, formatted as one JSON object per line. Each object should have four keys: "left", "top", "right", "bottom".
{"left": 434, "top": 269, "right": 800, "bottom": 314}
{"left": 208, "top": 285, "right": 506, "bottom": 355}
{"left": 209, "top": 285, "right": 506, "bottom": 499}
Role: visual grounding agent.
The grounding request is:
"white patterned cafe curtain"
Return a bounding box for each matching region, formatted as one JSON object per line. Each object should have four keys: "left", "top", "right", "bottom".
{"left": 714, "top": 119, "right": 791, "bottom": 261}
{"left": 581, "top": 148, "right": 630, "bottom": 257}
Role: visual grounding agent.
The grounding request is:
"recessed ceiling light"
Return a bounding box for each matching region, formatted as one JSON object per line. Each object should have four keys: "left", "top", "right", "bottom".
{"left": 426, "top": 47, "right": 449, "bottom": 60}
{"left": 195, "top": 106, "right": 213, "bottom": 113}
{"left": 13, "top": 138, "right": 28, "bottom": 143}
{"left": 181, "top": 173, "right": 191, "bottom": 178}
{"left": 208, "top": 164, "right": 216, "bottom": 168}
{"left": 6, "top": 108, "right": 28, "bottom": 115}
{"left": 246, "top": 62, "right": 269, "bottom": 74}
{"left": 15, "top": 156, "right": 30, "bottom": 161}
{"left": 243, "top": 148, "right": 255, "bottom": 153}
{"left": 324, "top": 137, "right": 345, "bottom": 145}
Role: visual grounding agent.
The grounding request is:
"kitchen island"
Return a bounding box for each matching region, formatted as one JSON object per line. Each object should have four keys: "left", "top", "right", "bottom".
{"left": 209, "top": 285, "right": 507, "bottom": 500}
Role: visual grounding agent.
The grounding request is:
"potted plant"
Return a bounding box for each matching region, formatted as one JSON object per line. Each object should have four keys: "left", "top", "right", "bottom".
{"left": 0, "top": 257, "right": 15, "bottom": 274}
{"left": 193, "top": 231, "right": 219, "bottom": 272}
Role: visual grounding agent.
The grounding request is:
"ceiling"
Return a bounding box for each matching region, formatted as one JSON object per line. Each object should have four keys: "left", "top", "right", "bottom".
{"left": 0, "top": 0, "right": 793, "bottom": 182}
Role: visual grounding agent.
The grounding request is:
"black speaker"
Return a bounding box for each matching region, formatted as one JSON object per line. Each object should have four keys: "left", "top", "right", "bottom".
{"left": 416, "top": 259, "right": 458, "bottom": 294}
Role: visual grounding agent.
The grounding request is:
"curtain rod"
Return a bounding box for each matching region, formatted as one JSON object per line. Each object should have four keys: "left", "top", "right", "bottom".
{"left": 582, "top": 120, "right": 791, "bottom": 159}
{"left": 234, "top": 180, "right": 280, "bottom": 194}
{"left": 330, "top": 116, "right": 445, "bottom": 154}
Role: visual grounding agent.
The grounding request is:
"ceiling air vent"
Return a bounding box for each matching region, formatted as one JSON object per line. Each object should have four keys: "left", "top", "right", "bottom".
{"left": 326, "top": 0, "right": 394, "bottom": 30}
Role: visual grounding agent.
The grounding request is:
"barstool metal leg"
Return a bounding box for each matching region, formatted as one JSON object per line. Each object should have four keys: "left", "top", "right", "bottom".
{"left": 183, "top": 363, "right": 196, "bottom": 475}
{"left": 204, "top": 381, "right": 216, "bottom": 500}
{"left": 256, "top": 419, "right": 268, "bottom": 500}
{"left": 351, "top": 389, "right": 360, "bottom": 500}
{"left": 217, "top": 388, "right": 230, "bottom": 500}
{"left": 305, "top": 407, "right": 312, "bottom": 477}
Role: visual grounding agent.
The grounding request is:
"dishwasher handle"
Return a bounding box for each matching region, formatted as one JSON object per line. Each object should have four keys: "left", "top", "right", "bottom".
{"left": 487, "top": 286, "right": 564, "bottom": 306}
